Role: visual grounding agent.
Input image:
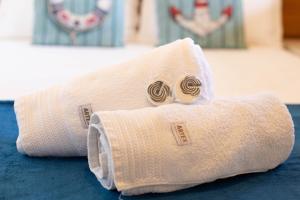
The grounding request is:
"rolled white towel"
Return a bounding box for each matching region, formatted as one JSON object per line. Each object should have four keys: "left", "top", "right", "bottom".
{"left": 14, "top": 38, "right": 214, "bottom": 157}
{"left": 88, "top": 94, "right": 294, "bottom": 196}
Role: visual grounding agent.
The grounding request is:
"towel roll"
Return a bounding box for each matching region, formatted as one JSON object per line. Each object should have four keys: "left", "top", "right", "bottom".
{"left": 14, "top": 38, "right": 214, "bottom": 157}
{"left": 88, "top": 94, "right": 294, "bottom": 196}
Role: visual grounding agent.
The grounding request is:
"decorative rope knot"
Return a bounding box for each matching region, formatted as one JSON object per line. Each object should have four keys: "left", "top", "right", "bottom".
{"left": 180, "top": 75, "right": 201, "bottom": 97}
{"left": 147, "top": 81, "right": 172, "bottom": 104}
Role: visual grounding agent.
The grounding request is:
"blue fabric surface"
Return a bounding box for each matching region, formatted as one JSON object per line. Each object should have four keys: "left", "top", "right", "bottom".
{"left": 0, "top": 101, "right": 299, "bottom": 200}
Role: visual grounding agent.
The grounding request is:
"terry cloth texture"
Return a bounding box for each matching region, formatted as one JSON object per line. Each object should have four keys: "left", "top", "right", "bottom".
{"left": 1, "top": 101, "right": 300, "bottom": 199}
{"left": 88, "top": 94, "right": 294, "bottom": 195}
{"left": 14, "top": 38, "right": 214, "bottom": 157}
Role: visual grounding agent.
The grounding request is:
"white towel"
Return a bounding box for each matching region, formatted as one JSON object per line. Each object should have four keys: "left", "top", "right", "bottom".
{"left": 14, "top": 38, "right": 214, "bottom": 157}
{"left": 88, "top": 94, "right": 294, "bottom": 196}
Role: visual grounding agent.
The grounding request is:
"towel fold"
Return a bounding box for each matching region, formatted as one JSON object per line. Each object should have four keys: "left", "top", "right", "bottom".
{"left": 14, "top": 38, "right": 214, "bottom": 157}
{"left": 88, "top": 94, "right": 294, "bottom": 196}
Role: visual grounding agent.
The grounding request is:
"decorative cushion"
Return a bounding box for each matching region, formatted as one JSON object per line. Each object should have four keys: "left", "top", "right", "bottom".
{"left": 33, "top": 0, "right": 124, "bottom": 46}
{"left": 156, "top": 0, "right": 245, "bottom": 48}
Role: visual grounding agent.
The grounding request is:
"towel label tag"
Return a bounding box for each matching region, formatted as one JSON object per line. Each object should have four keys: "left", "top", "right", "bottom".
{"left": 79, "top": 104, "right": 93, "bottom": 129}
{"left": 171, "top": 122, "right": 191, "bottom": 146}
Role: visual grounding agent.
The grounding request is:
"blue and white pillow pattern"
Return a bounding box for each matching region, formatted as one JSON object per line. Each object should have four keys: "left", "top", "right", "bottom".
{"left": 156, "top": 0, "right": 245, "bottom": 48}
{"left": 33, "top": 0, "right": 124, "bottom": 46}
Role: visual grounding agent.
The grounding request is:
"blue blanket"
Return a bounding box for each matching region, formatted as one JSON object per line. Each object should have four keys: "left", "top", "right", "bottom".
{"left": 0, "top": 101, "right": 299, "bottom": 200}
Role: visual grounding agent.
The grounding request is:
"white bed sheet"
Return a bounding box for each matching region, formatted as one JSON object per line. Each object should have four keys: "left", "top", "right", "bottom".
{"left": 1, "top": 40, "right": 300, "bottom": 103}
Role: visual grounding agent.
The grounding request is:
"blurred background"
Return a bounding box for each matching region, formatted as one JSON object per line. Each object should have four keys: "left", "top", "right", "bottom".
{"left": 283, "top": 0, "right": 300, "bottom": 53}
{"left": 0, "top": 0, "right": 299, "bottom": 103}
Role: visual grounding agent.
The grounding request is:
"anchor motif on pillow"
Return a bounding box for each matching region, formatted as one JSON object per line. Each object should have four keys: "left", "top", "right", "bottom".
{"left": 48, "top": 0, "right": 112, "bottom": 44}
{"left": 169, "top": 0, "right": 233, "bottom": 37}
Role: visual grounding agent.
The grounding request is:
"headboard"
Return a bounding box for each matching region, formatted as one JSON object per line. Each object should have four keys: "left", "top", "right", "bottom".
{"left": 283, "top": 0, "right": 300, "bottom": 38}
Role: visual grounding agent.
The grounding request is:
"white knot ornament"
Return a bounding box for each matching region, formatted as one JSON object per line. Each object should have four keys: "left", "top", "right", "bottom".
{"left": 174, "top": 75, "right": 202, "bottom": 104}
{"left": 147, "top": 80, "right": 173, "bottom": 106}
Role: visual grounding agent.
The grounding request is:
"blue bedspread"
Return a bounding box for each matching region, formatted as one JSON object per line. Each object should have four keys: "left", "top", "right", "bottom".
{"left": 0, "top": 101, "right": 299, "bottom": 200}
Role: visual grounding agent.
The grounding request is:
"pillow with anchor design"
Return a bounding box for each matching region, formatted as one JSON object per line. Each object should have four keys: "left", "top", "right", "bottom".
{"left": 33, "top": 0, "right": 124, "bottom": 46}
{"left": 156, "top": 0, "right": 245, "bottom": 48}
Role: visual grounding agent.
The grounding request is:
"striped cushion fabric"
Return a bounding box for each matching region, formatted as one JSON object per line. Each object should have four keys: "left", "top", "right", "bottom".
{"left": 156, "top": 0, "right": 245, "bottom": 48}
{"left": 33, "top": 0, "right": 124, "bottom": 47}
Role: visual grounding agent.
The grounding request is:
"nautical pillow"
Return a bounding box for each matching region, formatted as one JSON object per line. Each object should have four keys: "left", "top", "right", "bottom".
{"left": 33, "top": 0, "right": 124, "bottom": 46}
{"left": 156, "top": 0, "right": 245, "bottom": 48}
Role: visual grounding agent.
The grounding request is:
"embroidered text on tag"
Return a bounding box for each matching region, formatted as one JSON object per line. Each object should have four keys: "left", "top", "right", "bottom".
{"left": 79, "top": 104, "right": 93, "bottom": 129}
{"left": 171, "top": 122, "right": 191, "bottom": 146}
